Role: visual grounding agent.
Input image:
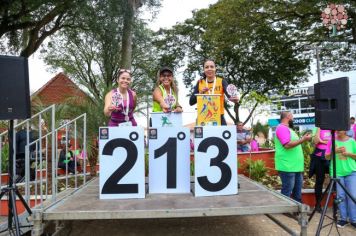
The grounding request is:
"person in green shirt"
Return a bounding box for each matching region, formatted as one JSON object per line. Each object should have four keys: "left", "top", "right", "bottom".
{"left": 274, "top": 111, "right": 311, "bottom": 203}
{"left": 325, "top": 130, "right": 356, "bottom": 228}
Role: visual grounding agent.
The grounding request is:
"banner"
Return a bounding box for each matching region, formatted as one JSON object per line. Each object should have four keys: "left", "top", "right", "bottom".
{"left": 196, "top": 94, "right": 221, "bottom": 126}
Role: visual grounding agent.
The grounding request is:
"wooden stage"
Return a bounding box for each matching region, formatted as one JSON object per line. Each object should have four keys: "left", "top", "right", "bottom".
{"left": 30, "top": 175, "right": 309, "bottom": 235}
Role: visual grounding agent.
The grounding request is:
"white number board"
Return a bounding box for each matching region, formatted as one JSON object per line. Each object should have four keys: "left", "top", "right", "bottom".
{"left": 194, "top": 126, "right": 237, "bottom": 197}
{"left": 148, "top": 127, "right": 190, "bottom": 193}
{"left": 99, "top": 127, "right": 145, "bottom": 199}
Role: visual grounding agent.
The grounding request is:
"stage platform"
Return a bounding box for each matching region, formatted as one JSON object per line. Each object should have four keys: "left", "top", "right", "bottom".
{"left": 31, "top": 175, "right": 309, "bottom": 235}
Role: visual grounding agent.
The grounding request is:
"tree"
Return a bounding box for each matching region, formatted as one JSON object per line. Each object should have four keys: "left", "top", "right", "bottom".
{"left": 38, "top": 0, "right": 161, "bottom": 172}
{"left": 155, "top": 0, "right": 310, "bottom": 124}
{"left": 0, "top": 0, "right": 87, "bottom": 57}
{"left": 256, "top": 0, "right": 356, "bottom": 72}
{"left": 43, "top": 1, "right": 159, "bottom": 93}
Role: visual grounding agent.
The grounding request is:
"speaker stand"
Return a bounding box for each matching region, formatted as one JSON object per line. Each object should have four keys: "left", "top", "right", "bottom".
{"left": 0, "top": 120, "right": 32, "bottom": 235}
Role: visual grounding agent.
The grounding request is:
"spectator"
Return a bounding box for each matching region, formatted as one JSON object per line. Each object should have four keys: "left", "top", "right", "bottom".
{"left": 15, "top": 127, "right": 36, "bottom": 182}
{"left": 274, "top": 111, "right": 311, "bottom": 203}
{"left": 236, "top": 122, "right": 251, "bottom": 152}
{"left": 75, "top": 144, "right": 87, "bottom": 171}
{"left": 346, "top": 117, "right": 355, "bottom": 138}
{"left": 309, "top": 127, "right": 331, "bottom": 212}
{"left": 325, "top": 130, "right": 356, "bottom": 229}
{"left": 58, "top": 143, "right": 78, "bottom": 174}
{"left": 351, "top": 117, "right": 356, "bottom": 140}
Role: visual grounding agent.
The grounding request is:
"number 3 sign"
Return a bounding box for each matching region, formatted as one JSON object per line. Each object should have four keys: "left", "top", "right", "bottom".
{"left": 99, "top": 127, "right": 145, "bottom": 199}
{"left": 194, "top": 126, "right": 238, "bottom": 197}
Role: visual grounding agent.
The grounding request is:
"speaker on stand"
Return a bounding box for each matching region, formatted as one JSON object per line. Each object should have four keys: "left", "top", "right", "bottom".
{"left": 308, "top": 77, "right": 356, "bottom": 235}
{"left": 0, "top": 55, "right": 32, "bottom": 236}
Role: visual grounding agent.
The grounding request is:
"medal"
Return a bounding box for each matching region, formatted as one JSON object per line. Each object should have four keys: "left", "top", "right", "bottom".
{"left": 205, "top": 77, "right": 216, "bottom": 95}
{"left": 112, "top": 90, "right": 123, "bottom": 107}
{"left": 162, "top": 86, "right": 175, "bottom": 111}
{"left": 164, "top": 94, "right": 176, "bottom": 110}
{"left": 226, "top": 84, "right": 239, "bottom": 97}
{"left": 118, "top": 89, "right": 130, "bottom": 121}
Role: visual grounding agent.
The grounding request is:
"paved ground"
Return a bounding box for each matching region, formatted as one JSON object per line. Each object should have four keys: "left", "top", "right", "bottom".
{"left": 54, "top": 210, "right": 355, "bottom": 236}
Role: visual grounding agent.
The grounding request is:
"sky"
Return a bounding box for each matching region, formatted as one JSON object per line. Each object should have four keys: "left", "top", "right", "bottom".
{"left": 28, "top": 0, "right": 219, "bottom": 93}
{"left": 28, "top": 0, "right": 356, "bottom": 125}
{"left": 28, "top": 0, "right": 219, "bottom": 127}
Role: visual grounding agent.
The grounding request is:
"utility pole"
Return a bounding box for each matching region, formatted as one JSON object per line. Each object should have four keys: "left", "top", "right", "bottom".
{"left": 315, "top": 47, "right": 321, "bottom": 83}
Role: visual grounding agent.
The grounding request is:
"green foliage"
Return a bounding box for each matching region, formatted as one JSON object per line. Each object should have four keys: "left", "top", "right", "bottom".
{"left": 190, "top": 159, "right": 194, "bottom": 176}
{"left": 41, "top": 0, "right": 158, "bottom": 116}
{"left": 260, "top": 175, "right": 282, "bottom": 190}
{"left": 252, "top": 121, "right": 269, "bottom": 140}
{"left": 0, "top": 0, "right": 88, "bottom": 57}
{"left": 1, "top": 143, "right": 9, "bottom": 173}
{"left": 155, "top": 0, "right": 311, "bottom": 123}
{"left": 145, "top": 151, "right": 149, "bottom": 177}
{"left": 258, "top": 0, "right": 356, "bottom": 72}
{"left": 243, "top": 159, "right": 267, "bottom": 182}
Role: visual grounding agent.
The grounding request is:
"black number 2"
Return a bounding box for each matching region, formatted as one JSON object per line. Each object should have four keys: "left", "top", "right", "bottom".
{"left": 197, "top": 137, "right": 231, "bottom": 192}
{"left": 154, "top": 138, "right": 177, "bottom": 188}
{"left": 101, "top": 138, "right": 138, "bottom": 194}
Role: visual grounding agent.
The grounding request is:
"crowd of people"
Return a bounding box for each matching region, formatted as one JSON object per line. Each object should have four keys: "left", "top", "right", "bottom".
{"left": 101, "top": 61, "right": 356, "bottom": 229}
{"left": 275, "top": 112, "right": 356, "bottom": 228}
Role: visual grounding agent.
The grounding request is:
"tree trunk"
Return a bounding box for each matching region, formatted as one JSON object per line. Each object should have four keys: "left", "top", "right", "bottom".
{"left": 120, "top": 0, "right": 143, "bottom": 69}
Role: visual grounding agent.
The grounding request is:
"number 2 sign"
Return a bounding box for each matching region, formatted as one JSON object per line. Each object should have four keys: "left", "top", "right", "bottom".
{"left": 194, "top": 126, "right": 238, "bottom": 197}
{"left": 99, "top": 127, "right": 145, "bottom": 199}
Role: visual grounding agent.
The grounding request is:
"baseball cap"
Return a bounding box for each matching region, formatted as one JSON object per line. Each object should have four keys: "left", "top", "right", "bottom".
{"left": 159, "top": 67, "right": 173, "bottom": 75}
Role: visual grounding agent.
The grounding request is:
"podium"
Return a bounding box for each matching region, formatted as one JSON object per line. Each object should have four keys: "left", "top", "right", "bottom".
{"left": 196, "top": 94, "right": 221, "bottom": 126}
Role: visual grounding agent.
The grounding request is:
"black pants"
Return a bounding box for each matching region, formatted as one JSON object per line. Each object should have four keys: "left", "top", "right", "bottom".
{"left": 15, "top": 154, "right": 35, "bottom": 182}
{"left": 312, "top": 156, "right": 330, "bottom": 206}
{"left": 58, "top": 161, "right": 76, "bottom": 174}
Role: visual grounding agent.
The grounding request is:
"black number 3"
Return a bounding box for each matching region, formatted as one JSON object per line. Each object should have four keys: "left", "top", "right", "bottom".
{"left": 197, "top": 137, "right": 231, "bottom": 192}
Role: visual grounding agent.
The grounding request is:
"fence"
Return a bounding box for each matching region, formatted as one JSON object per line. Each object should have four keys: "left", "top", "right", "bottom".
{"left": 0, "top": 104, "right": 87, "bottom": 214}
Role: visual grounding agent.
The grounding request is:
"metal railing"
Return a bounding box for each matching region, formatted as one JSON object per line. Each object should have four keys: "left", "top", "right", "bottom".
{"left": 0, "top": 104, "right": 87, "bottom": 211}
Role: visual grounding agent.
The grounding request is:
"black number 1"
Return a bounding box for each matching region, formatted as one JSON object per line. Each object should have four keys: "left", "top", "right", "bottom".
{"left": 101, "top": 138, "right": 138, "bottom": 194}
{"left": 154, "top": 138, "right": 177, "bottom": 188}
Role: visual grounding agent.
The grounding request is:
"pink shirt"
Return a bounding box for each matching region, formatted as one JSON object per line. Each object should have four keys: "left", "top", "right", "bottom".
{"left": 353, "top": 124, "right": 356, "bottom": 140}
{"left": 314, "top": 129, "right": 332, "bottom": 157}
{"left": 276, "top": 124, "right": 291, "bottom": 145}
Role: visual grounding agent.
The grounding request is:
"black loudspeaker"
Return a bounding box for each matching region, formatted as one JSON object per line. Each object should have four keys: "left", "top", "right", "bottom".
{"left": 314, "top": 77, "right": 349, "bottom": 130}
{"left": 0, "top": 55, "right": 31, "bottom": 120}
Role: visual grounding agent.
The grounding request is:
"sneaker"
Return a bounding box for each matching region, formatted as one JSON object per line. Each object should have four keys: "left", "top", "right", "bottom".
{"left": 351, "top": 222, "right": 356, "bottom": 229}
{"left": 337, "top": 220, "right": 349, "bottom": 228}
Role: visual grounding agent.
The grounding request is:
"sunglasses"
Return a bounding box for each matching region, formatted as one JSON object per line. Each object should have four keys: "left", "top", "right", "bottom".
{"left": 119, "top": 68, "right": 131, "bottom": 74}
{"left": 160, "top": 73, "right": 172, "bottom": 78}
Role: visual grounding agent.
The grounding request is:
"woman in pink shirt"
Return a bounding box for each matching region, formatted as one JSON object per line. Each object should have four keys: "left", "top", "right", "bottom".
{"left": 309, "top": 128, "right": 331, "bottom": 212}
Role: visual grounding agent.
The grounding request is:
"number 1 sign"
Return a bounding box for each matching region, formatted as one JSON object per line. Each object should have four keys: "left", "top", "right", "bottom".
{"left": 99, "top": 127, "right": 145, "bottom": 199}
{"left": 194, "top": 126, "right": 238, "bottom": 197}
{"left": 148, "top": 127, "right": 190, "bottom": 193}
